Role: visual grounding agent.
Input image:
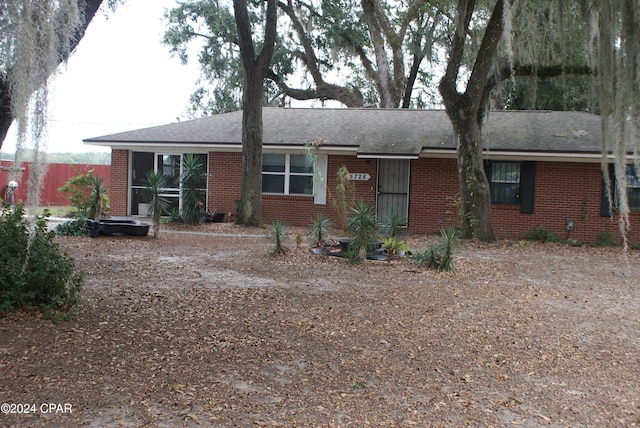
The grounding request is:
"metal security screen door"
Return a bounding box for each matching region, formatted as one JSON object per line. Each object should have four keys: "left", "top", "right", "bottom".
{"left": 377, "top": 159, "right": 410, "bottom": 225}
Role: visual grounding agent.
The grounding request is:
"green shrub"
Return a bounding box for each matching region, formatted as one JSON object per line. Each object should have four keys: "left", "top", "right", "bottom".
{"left": 591, "top": 231, "right": 617, "bottom": 247}
{"left": 524, "top": 225, "right": 559, "bottom": 243}
{"left": 59, "top": 170, "right": 109, "bottom": 218}
{"left": 180, "top": 154, "right": 207, "bottom": 225}
{"left": 411, "top": 228, "right": 458, "bottom": 272}
{"left": 55, "top": 217, "right": 87, "bottom": 236}
{"left": 1, "top": 206, "right": 83, "bottom": 319}
{"left": 345, "top": 201, "right": 379, "bottom": 263}
{"left": 630, "top": 241, "right": 640, "bottom": 250}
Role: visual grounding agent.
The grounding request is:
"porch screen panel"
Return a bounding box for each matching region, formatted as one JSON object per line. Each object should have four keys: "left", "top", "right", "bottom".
{"left": 377, "top": 159, "right": 409, "bottom": 225}
{"left": 130, "top": 151, "right": 155, "bottom": 215}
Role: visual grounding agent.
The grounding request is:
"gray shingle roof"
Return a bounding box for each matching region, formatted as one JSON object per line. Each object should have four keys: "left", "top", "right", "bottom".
{"left": 84, "top": 108, "right": 603, "bottom": 155}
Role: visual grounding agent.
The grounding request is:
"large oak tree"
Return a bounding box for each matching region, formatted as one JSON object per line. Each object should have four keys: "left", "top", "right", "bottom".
{"left": 233, "top": 0, "right": 278, "bottom": 227}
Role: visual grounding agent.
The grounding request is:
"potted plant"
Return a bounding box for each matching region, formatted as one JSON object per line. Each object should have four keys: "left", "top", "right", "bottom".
{"left": 382, "top": 236, "right": 410, "bottom": 260}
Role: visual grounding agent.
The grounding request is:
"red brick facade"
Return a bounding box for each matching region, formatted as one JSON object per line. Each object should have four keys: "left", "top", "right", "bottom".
{"left": 108, "top": 150, "right": 640, "bottom": 244}
{"left": 109, "top": 150, "right": 129, "bottom": 217}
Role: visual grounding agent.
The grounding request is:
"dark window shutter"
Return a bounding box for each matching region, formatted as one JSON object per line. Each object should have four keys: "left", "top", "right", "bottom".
{"left": 484, "top": 160, "right": 493, "bottom": 202}
{"left": 600, "top": 164, "right": 615, "bottom": 217}
{"left": 519, "top": 161, "right": 536, "bottom": 214}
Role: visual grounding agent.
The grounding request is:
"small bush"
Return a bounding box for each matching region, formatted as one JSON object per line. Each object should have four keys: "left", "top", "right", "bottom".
{"left": 411, "top": 228, "right": 458, "bottom": 272}
{"left": 524, "top": 225, "right": 559, "bottom": 243}
{"left": 591, "top": 231, "right": 616, "bottom": 247}
{"left": 630, "top": 241, "right": 640, "bottom": 250}
{"left": 55, "top": 217, "right": 87, "bottom": 236}
{"left": 59, "top": 170, "right": 109, "bottom": 218}
{"left": 1, "top": 206, "right": 83, "bottom": 319}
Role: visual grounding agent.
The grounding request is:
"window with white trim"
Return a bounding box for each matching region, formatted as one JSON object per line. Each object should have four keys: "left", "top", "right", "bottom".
{"left": 262, "top": 154, "right": 314, "bottom": 195}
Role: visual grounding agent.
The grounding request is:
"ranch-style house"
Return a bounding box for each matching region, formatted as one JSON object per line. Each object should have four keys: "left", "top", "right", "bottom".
{"left": 84, "top": 108, "right": 640, "bottom": 243}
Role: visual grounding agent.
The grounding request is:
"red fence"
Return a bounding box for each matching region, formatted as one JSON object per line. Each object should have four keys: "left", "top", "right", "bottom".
{"left": 1, "top": 161, "right": 111, "bottom": 206}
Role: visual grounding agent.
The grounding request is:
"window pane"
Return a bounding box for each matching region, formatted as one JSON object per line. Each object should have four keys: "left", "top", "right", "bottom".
{"left": 262, "top": 175, "right": 285, "bottom": 193}
{"left": 628, "top": 165, "right": 640, "bottom": 210}
{"left": 290, "top": 154, "right": 313, "bottom": 173}
{"left": 289, "top": 175, "right": 313, "bottom": 195}
{"left": 263, "top": 154, "right": 285, "bottom": 172}
{"left": 131, "top": 152, "right": 154, "bottom": 186}
{"left": 158, "top": 154, "right": 180, "bottom": 188}
{"left": 185, "top": 153, "right": 208, "bottom": 189}
{"left": 491, "top": 162, "right": 520, "bottom": 204}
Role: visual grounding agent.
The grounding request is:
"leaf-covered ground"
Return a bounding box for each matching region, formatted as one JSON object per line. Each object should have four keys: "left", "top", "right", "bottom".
{"left": 1, "top": 223, "right": 639, "bottom": 427}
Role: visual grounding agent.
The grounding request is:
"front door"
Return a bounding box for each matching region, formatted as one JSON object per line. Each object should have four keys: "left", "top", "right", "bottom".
{"left": 377, "top": 159, "right": 410, "bottom": 226}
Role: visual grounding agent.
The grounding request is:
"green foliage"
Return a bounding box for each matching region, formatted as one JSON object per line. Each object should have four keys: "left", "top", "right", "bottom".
{"left": 630, "top": 241, "right": 640, "bottom": 251}
{"left": 411, "top": 228, "right": 458, "bottom": 272}
{"left": 345, "top": 201, "right": 379, "bottom": 263}
{"left": 267, "top": 220, "right": 289, "bottom": 256}
{"left": 180, "top": 154, "right": 207, "bottom": 225}
{"left": 0, "top": 205, "right": 83, "bottom": 319}
{"left": 55, "top": 217, "right": 87, "bottom": 236}
{"left": 591, "top": 231, "right": 617, "bottom": 247}
{"left": 309, "top": 214, "right": 332, "bottom": 247}
{"left": 168, "top": 207, "right": 183, "bottom": 224}
{"left": 382, "top": 236, "right": 409, "bottom": 258}
{"left": 142, "top": 171, "right": 171, "bottom": 239}
{"left": 58, "top": 170, "right": 109, "bottom": 218}
{"left": 86, "top": 174, "right": 108, "bottom": 219}
{"left": 524, "top": 225, "right": 559, "bottom": 243}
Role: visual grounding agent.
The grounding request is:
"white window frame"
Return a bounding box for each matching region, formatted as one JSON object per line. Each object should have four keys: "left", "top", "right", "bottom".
{"left": 262, "top": 154, "right": 315, "bottom": 196}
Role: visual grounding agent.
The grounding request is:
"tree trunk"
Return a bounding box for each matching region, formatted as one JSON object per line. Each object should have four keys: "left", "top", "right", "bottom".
{"left": 238, "top": 77, "right": 264, "bottom": 226}
{"left": 439, "top": 0, "right": 511, "bottom": 242}
{"left": 449, "top": 102, "right": 495, "bottom": 241}
{"left": 233, "top": 0, "right": 277, "bottom": 227}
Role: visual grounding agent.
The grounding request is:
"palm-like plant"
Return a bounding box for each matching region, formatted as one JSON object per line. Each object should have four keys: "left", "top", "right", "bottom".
{"left": 268, "top": 220, "right": 289, "bottom": 255}
{"left": 180, "top": 154, "right": 207, "bottom": 225}
{"left": 310, "top": 214, "right": 332, "bottom": 247}
{"left": 142, "top": 171, "right": 170, "bottom": 238}
{"left": 346, "top": 201, "right": 379, "bottom": 262}
{"left": 86, "top": 175, "right": 108, "bottom": 219}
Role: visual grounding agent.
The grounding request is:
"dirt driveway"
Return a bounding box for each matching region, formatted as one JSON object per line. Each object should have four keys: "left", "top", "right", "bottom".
{"left": 1, "top": 223, "right": 639, "bottom": 427}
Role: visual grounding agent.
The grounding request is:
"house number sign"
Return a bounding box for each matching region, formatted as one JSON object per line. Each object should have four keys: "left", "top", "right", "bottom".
{"left": 346, "top": 173, "right": 371, "bottom": 181}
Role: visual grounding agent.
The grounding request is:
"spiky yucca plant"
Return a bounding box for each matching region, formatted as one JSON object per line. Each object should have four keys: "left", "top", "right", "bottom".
{"left": 346, "top": 201, "right": 379, "bottom": 263}
{"left": 142, "top": 171, "right": 170, "bottom": 238}
{"left": 268, "top": 220, "right": 289, "bottom": 255}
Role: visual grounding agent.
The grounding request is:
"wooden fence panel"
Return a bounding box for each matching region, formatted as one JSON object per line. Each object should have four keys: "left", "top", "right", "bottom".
{"left": 1, "top": 161, "right": 111, "bottom": 206}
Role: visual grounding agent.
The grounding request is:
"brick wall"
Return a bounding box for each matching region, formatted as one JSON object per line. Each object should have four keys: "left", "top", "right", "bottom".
{"left": 409, "top": 158, "right": 639, "bottom": 243}
{"left": 109, "top": 150, "right": 129, "bottom": 216}
{"left": 112, "top": 149, "right": 640, "bottom": 244}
